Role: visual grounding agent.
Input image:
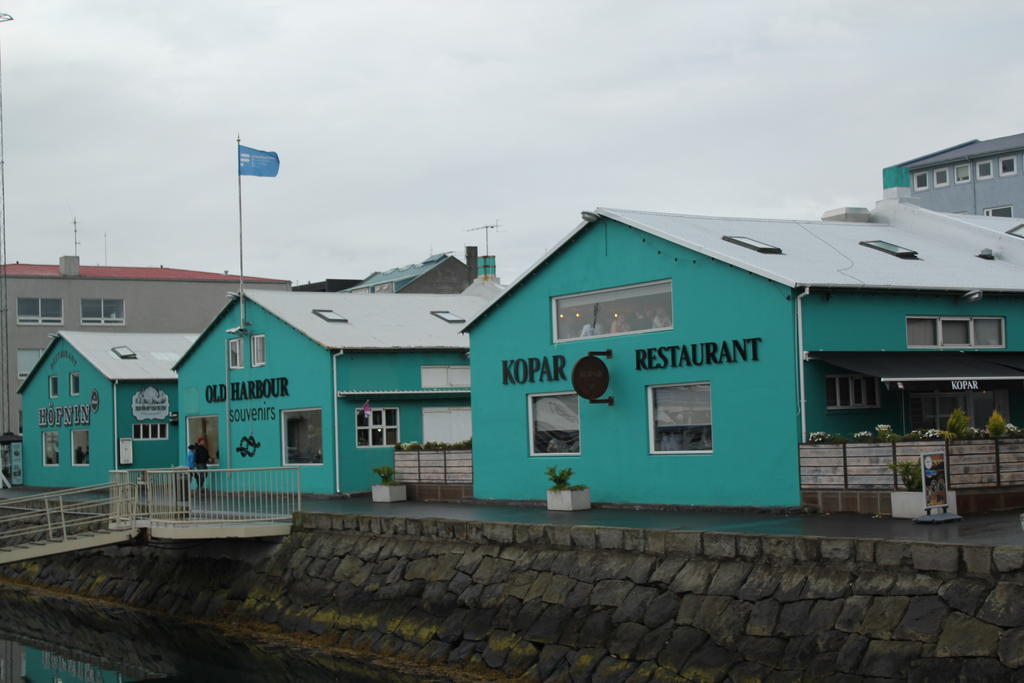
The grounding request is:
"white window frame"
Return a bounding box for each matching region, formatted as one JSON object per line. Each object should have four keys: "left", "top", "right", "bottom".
{"left": 251, "top": 334, "right": 266, "bottom": 367}
{"left": 80, "top": 298, "right": 125, "bottom": 325}
{"left": 228, "top": 337, "right": 243, "bottom": 369}
{"left": 72, "top": 429, "right": 90, "bottom": 466}
{"left": 647, "top": 382, "right": 713, "bottom": 455}
{"left": 282, "top": 407, "right": 325, "bottom": 465}
{"left": 552, "top": 279, "right": 673, "bottom": 343}
{"left": 976, "top": 160, "right": 994, "bottom": 180}
{"left": 17, "top": 297, "right": 62, "bottom": 325}
{"left": 132, "top": 423, "right": 168, "bottom": 440}
{"left": 955, "top": 163, "right": 971, "bottom": 184}
{"left": 1000, "top": 156, "right": 1017, "bottom": 177}
{"left": 69, "top": 372, "right": 80, "bottom": 396}
{"left": 48, "top": 375, "right": 58, "bottom": 398}
{"left": 528, "top": 391, "right": 581, "bottom": 457}
{"left": 355, "top": 406, "right": 399, "bottom": 448}
{"left": 17, "top": 348, "right": 43, "bottom": 379}
{"left": 42, "top": 431, "right": 59, "bottom": 467}
{"left": 984, "top": 206, "right": 1013, "bottom": 217}
{"left": 912, "top": 171, "right": 928, "bottom": 191}
{"left": 825, "top": 375, "right": 879, "bottom": 410}
{"left": 421, "top": 365, "right": 471, "bottom": 388}
{"left": 933, "top": 168, "right": 949, "bottom": 188}
{"left": 906, "top": 316, "right": 1005, "bottom": 349}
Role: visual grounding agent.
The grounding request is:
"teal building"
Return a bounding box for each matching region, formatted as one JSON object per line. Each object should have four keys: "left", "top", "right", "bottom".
{"left": 465, "top": 199, "right": 1024, "bottom": 508}
{"left": 174, "top": 289, "right": 491, "bottom": 495}
{"left": 18, "top": 331, "right": 196, "bottom": 487}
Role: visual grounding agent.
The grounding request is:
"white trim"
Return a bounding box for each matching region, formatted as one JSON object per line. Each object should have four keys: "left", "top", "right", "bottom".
{"left": 906, "top": 315, "right": 1005, "bottom": 349}
{"left": 42, "top": 430, "right": 59, "bottom": 467}
{"left": 528, "top": 391, "right": 580, "bottom": 457}
{"left": 933, "top": 167, "right": 950, "bottom": 188}
{"left": 69, "top": 372, "right": 80, "bottom": 396}
{"left": 354, "top": 405, "right": 399, "bottom": 449}
{"left": 976, "top": 159, "right": 994, "bottom": 180}
{"left": 71, "top": 429, "right": 90, "bottom": 466}
{"left": 251, "top": 334, "right": 266, "bottom": 367}
{"left": 16, "top": 296, "right": 63, "bottom": 325}
{"left": 824, "top": 374, "right": 880, "bottom": 410}
{"left": 912, "top": 171, "right": 929, "bottom": 191}
{"left": 132, "top": 422, "right": 168, "bottom": 440}
{"left": 1000, "top": 156, "right": 1018, "bottom": 177}
{"left": 48, "top": 375, "right": 58, "bottom": 398}
{"left": 281, "top": 406, "right": 326, "bottom": 466}
{"left": 954, "top": 163, "right": 971, "bottom": 184}
{"left": 80, "top": 297, "right": 126, "bottom": 326}
{"left": 228, "top": 337, "right": 243, "bottom": 369}
{"left": 552, "top": 278, "right": 673, "bottom": 344}
{"left": 647, "top": 381, "right": 713, "bottom": 455}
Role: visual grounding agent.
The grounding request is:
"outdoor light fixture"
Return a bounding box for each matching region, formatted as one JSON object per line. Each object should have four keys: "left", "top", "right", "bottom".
{"left": 581, "top": 211, "right": 600, "bottom": 223}
{"left": 961, "top": 289, "right": 983, "bottom": 303}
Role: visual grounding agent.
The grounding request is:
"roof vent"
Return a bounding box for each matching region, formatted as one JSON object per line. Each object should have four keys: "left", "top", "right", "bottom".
{"left": 313, "top": 309, "right": 347, "bottom": 323}
{"left": 977, "top": 248, "right": 995, "bottom": 260}
{"left": 111, "top": 345, "right": 137, "bottom": 359}
{"left": 821, "top": 207, "right": 871, "bottom": 223}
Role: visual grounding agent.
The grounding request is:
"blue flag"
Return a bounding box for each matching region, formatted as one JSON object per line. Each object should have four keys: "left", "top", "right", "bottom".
{"left": 238, "top": 144, "right": 280, "bottom": 177}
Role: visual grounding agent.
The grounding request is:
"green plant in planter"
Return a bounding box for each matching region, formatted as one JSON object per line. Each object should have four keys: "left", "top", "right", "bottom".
{"left": 945, "top": 408, "right": 969, "bottom": 440}
{"left": 372, "top": 465, "right": 398, "bottom": 486}
{"left": 545, "top": 466, "right": 587, "bottom": 491}
{"left": 887, "top": 460, "right": 922, "bottom": 491}
{"left": 988, "top": 410, "right": 1007, "bottom": 438}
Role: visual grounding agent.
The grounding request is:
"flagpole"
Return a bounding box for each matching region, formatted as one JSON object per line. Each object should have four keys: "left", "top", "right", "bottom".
{"left": 236, "top": 134, "right": 245, "bottom": 329}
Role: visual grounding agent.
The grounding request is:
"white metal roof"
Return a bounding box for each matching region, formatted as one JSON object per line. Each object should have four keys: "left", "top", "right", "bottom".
{"left": 57, "top": 331, "right": 198, "bottom": 381}
{"left": 244, "top": 289, "right": 490, "bottom": 349}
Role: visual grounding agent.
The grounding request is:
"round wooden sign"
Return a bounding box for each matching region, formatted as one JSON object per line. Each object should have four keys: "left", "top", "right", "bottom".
{"left": 571, "top": 355, "right": 610, "bottom": 400}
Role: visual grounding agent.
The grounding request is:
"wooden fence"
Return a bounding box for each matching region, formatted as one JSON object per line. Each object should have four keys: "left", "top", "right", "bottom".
{"left": 800, "top": 438, "right": 1024, "bottom": 490}
{"left": 394, "top": 449, "right": 472, "bottom": 485}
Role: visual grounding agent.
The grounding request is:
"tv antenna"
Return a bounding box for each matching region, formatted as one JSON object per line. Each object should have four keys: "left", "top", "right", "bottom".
{"left": 72, "top": 216, "right": 81, "bottom": 256}
{"left": 466, "top": 221, "right": 499, "bottom": 255}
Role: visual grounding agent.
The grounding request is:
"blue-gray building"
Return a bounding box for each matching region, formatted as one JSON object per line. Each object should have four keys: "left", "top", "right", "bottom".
{"left": 883, "top": 132, "right": 1024, "bottom": 217}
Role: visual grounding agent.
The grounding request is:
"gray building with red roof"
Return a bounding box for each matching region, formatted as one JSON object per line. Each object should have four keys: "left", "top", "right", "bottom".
{"left": 4, "top": 255, "right": 289, "bottom": 433}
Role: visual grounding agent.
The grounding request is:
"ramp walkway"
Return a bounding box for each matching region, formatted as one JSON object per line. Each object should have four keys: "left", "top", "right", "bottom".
{"left": 0, "top": 467, "right": 301, "bottom": 564}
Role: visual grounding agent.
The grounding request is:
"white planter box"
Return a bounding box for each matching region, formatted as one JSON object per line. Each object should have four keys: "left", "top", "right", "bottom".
{"left": 546, "top": 488, "right": 591, "bottom": 511}
{"left": 371, "top": 484, "right": 407, "bottom": 503}
{"left": 890, "top": 490, "right": 957, "bottom": 519}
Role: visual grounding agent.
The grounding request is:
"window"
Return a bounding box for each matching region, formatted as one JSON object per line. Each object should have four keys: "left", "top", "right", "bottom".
{"left": 373, "top": 282, "right": 395, "bottom": 293}
{"left": 70, "top": 372, "right": 80, "bottom": 396}
{"left": 421, "top": 365, "right": 471, "bottom": 388}
{"left": 355, "top": 407, "right": 398, "bottom": 447}
{"left": 722, "top": 236, "right": 782, "bottom": 254}
{"left": 649, "top": 383, "right": 712, "bottom": 453}
{"left": 81, "top": 298, "right": 124, "bottom": 325}
{"left": 48, "top": 376, "right": 58, "bottom": 398}
{"left": 313, "top": 309, "right": 347, "bottom": 322}
{"left": 1000, "top": 156, "right": 1017, "bottom": 176}
{"left": 984, "top": 206, "right": 1013, "bottom": 217}
{"left": 17, "top": 297, "right": 62, "bottom": 324}
{"left": 283, "top": 408, "right": 323, "bottom": 464}
{"left": 859, "top": 240, "right": 918, "bottom": 259}
{"left": 251, "top": 334, "right": 266, "bottom": 367}
{"left": 43, "top": 431, "right": 59, "bottom": 466}
{"left": 422, "top": 407, "right": 472, "bottom": 443}
{"left": 529, "top": 392, "right": 580, "bottom": 456}
{"left": 913, "top": 172, "right": 928, "bottom": 190}
{"left": 955, "top": 164, "right": 971, "bottom": 183}
{"left": 911, "top": 389, "right": 1009, "bottom": 430}
{"left": 111, "top": 345, "right": 137, "bottom": 359}
{"left": 133, "top": 423, "right": 168, "bottom": 440}
{"left": 976, "top": 160, "right": 994, "bottom": 180}
{"left": 906, "top": 316, "right": 1004, "bottom": 348}
{"left": 72, "top": 430, "right": 89, "bottom": 466}
{"left": 826, "top": 375, "right": 879, "bottom": 409}
{"left": 554, "top": 280, "right": 672, "bottom": 342}
{"left": 431, "top": 310, "right": 466, "bottom": 323}
{"left": 16, "top": 348, "right": 43, "bottom": 379}
{"left": 933, "top": 168, "right": 949, "bottom": 187}
{"left": 228, "top": 338, "right": 243, "bottom": 369}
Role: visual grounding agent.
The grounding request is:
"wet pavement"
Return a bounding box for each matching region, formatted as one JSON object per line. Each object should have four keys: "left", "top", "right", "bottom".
{"left": 3, "top": 485, "right": 1022, "bottom": 547}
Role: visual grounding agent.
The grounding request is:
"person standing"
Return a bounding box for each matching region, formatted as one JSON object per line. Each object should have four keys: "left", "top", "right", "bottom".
{"left": 194, "top": 437, "right": 210, "bottom": 490}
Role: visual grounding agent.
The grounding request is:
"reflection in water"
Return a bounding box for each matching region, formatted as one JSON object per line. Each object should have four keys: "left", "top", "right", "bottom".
{"left": 0, "top": 585, "right": 439, "bottom": 682}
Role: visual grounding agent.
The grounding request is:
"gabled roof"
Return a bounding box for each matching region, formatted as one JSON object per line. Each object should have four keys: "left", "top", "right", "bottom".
{"left": 19, "top": 331, "right": 198, "bottom": 391}
{"left": 896, "top": 132, "right": 1024, "bottom": 169}
{"left": 175, "top": 290, "right": 491, "bottom": 370}
{"left": 464, "top": 200, "right": 1024, "bottom": 331}
{"left": 1, "top": 263, "right": 288, "bottom": 283}
{"left": 344, "top": 253, "right": 457, "bottom": 292}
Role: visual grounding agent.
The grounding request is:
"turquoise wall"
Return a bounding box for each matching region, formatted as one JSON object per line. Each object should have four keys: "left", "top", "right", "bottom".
{"left": 469, "top": 219, "right": 802, "bottom": 507}
{"left": 20, "top": 338, "right": 179, "bottom": 487}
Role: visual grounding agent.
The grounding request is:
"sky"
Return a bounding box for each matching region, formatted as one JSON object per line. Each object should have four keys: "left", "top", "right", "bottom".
{"left": 2, "top": 1, "right": 1024, "bottom": 286}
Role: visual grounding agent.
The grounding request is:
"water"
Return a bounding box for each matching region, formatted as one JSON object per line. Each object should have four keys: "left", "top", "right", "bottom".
{"left": 0, "top": 586, "right": 443, "bottom": 682}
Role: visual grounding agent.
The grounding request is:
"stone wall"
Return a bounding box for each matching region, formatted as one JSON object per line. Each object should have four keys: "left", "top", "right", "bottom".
{"left": 4, "top": 513, "right": 1024, "bottom": 680}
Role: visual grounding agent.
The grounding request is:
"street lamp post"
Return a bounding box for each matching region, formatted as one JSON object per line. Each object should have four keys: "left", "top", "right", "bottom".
{"left": 0, "top": 13, "right": 18, "bottom": 489}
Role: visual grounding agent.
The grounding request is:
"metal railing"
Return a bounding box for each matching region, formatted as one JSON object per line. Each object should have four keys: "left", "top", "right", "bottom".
{"left": 137, "top": 466, "right": 302, "bottom": 528}
{"left": 0, "top": 480, "right": 138, "bottom": 551}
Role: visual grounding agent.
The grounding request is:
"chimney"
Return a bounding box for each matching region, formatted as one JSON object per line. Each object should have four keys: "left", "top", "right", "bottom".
{"left": 465, "top": 246, "right": 478, "bottom": 286}
{"left": 59, "top": 255, "right": 80, "bottom": 277}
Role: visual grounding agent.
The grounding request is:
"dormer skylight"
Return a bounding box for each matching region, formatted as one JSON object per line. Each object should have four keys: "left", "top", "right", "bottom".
{"left": 313, "top": 309, "right": 347, "bottom": 323}
{"left": 859, "top": 240, "right": 918, "bottom": 259}
{"left": 1006, "top": 224, "right": 1024, "bottom": 238}
{"left": 722, "top": 235, "right": 782, "bottom": 254}
{"left": 431, "top": 310, "right": 465, "bottom": 323}
{"left": 111, "top": 345, "right": 137, "bottom": 359}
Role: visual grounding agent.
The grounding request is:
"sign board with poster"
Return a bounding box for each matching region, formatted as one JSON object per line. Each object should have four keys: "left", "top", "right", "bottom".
{"left": 922, "top": 452, "right": 948, "bottom": 510}
{"left": 10, "top": 441, "right": 22, "bottom": 485}
{"left": 118, "top": 437, "right": 134, "bottom": 466}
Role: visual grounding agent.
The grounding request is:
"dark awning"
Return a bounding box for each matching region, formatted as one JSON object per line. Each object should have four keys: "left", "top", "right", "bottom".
{"left": 808, "top": 352, "right": 1024, "bottom": 382}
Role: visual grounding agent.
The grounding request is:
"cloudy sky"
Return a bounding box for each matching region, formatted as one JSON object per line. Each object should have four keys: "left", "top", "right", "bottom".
{"left": 2, "top": 1, "right": 1023, "bottom": 286}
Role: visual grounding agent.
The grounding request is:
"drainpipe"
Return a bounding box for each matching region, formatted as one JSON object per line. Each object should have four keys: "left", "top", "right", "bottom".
{"left": 332, "top": 349, "right": 344, "bottom": 494}
{"left": 796, "top": 287, "right": 811, "bottom": 442}
{"left": 225, "top": 338, "right": 232, "bottom": 471}
{"left": 112, "top": 380, "right": 119, "bottom": 470}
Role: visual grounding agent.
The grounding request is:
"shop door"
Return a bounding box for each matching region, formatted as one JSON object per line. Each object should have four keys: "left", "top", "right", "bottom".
{"left": 186, "top": 416, "right": 220, "bottom": 465}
